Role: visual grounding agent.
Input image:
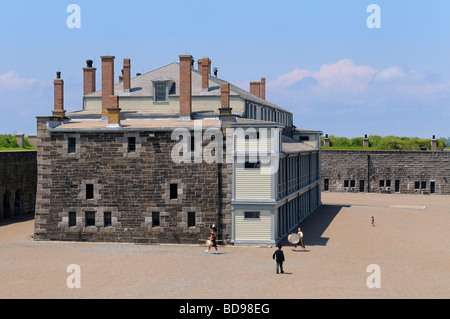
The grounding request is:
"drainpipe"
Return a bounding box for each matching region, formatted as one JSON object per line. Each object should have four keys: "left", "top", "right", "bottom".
{"left": 367, "top": 155, "right": 371, "bottom": 193}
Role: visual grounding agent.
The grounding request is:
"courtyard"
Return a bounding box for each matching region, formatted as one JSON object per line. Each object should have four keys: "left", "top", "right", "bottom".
{"left": 0, "top": 192, "right": 448, "bottom": 299}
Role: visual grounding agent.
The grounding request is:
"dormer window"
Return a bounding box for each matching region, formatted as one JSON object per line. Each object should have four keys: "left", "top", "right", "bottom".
{"left": 155, "top": 82, "right": 166, "bottom": 101}
{"left": 153, "top": 80, "right": 175, "bottom": 102}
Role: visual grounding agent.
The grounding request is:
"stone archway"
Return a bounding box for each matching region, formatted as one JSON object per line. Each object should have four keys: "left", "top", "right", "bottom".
{"left": 15, "top": 189, "right": 24, "bottom": 217}
{"left": 2, "top": 191, "right": 13, "bottom": 219}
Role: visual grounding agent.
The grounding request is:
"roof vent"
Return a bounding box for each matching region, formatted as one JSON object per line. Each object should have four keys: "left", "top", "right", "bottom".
{"left": 214, "top": 67, "right": 218, "bottom": 77}
{"left": 86, "top": 60, "right": 93, "bottom": 68}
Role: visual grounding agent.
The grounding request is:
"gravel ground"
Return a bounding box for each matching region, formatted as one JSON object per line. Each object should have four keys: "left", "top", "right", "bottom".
{"left": 0, "top": 192, "right": 449, "bottom": 299}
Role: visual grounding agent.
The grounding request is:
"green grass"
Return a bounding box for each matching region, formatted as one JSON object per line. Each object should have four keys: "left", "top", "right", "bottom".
{"left": 0, "top": 147, "right": 36, "bottom": 152}
{"left": 322, "top": 135, "right": 447, "bottom": 151}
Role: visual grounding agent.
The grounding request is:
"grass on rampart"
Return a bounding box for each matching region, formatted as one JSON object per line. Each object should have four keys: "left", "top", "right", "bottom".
{"left": 0, "top": 134, "right": 36, "bottom": 151}
{"left": 322, "top": 135, "right": 447, "bottom": 151}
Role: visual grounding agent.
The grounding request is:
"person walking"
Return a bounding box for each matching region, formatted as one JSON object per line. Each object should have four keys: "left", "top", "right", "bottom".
{"left": 205, "top": 225, "right": 219, "bottom": 254}
{"left": 371, "top": 216, "right": 375, "bottom": 227}
{"left": 293, "top": 227, "right": 306, "bottom": 252}
{"left": 272, "top": 244, "right": 285, "bottom": 274}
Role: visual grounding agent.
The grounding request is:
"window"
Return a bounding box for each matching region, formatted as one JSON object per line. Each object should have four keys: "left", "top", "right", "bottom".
{"left": 245, "top": 161, "right": 261, "bottom": 169}
{"left": 386, "top": 180, "right": 391, "bottom": 188}
{"left": 170, "top": 184, "right": 178, "bottom": 200}
{"left": 299, "top": 136, "right": 310, "bottom": 141}
{"left": 344, "top": 180, "right": 349, "bottom": 188}
{"left": 86, "top": 184, "right": 94, "bottom": 200}
{"left": 68, "top": 138, "right": 76, "bottom": 154}
{"left": 245, "top": 131, "right": 260, "bottom": 140}
{"left": 421, "top": 181, "right": 427, "bottom": 189}
{"left": 104, "top": 212, "right": 112, "bottom": 227}
{"left": 152, "top": 212, "right": 160, "bottom": 227}
{"left": 415, "top": 182, "right": 420, "bottom": 190}
{"left": 379, "top": 180, "right": 385, "bottom": 188}
{"left": 169, "top": 83, "right": 176, "bottom": 95}
{"left": 85, "top": 212, "right": 95, "bottom": 227}
{"left": 68, "top": 212, "right": 76, "bottom": 227}
{"left": 155, "top": 82, "right": 167, "bottom": 101}
{"left": 324, "top": 179, "right": 329, "bottom": 191}
{"left": 128, "top": 137, "right": 136, "bottom": 153}
{"left": 190, "top": 135, "right": 195, "bottom": 152}
{"left": 244, "top": 211, "right": 260, "bottom": 219}
{"left": 350, "top": 180, "right": 356, "bottom": 188}
{"left": 187, "top": 212, "right": 196, "bottom": 227}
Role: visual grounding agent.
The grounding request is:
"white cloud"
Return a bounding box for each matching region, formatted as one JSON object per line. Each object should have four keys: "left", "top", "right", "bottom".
{"left": 270, "top": 59, "right": 377, "bottom": 94}
{"left": 266, "top": 59, "right": 450, "bottom": 136}
{"left": 0, "top": 71, "right": 49, "bottom": 90}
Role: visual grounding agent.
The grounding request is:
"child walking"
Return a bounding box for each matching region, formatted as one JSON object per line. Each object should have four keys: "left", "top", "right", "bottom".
{"left": 205, "top": 225, "right": 219, "bottom": 254}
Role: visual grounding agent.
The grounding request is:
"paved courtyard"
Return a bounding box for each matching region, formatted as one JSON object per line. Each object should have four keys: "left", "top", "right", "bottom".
{"left": 0, "top": 192, "right": 449, "bottom": 299}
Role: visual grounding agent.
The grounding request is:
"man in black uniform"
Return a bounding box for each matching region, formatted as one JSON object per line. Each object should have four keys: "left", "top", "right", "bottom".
{"left": 272, "top": 244, "right": 285, "bottom": 274}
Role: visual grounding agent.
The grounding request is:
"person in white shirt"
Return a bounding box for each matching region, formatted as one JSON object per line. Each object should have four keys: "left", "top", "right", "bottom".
{"left": 293, "top": 227, "right": 306, "bottom": 252}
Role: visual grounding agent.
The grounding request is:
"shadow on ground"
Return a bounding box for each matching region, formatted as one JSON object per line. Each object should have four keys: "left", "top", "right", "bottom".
{"left": 0, "top": 216, "right": 34, "bottom": 227}
{"left": 280, "top": 204, "right": 348, "bottom": 247}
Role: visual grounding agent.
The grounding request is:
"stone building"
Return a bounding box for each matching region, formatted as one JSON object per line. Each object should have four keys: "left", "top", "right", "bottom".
{"left": 34, "top": 55, "right": 322, "bottom": 245}
{"left": 321, "top": 150, "right": 450, "bottom": 195}
{"left": 0, "top": 151, "right": 37, "bottom": 220}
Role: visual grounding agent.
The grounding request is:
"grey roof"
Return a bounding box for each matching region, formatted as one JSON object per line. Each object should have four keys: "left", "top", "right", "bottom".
{"left": 282, "top": 135, "right": 319, "bottom": 153}
{"left": 233, "top": 117, "right": 284, "bottom": 127}
{"left": 86, "top": 62, "right": 291, "bottom": 114}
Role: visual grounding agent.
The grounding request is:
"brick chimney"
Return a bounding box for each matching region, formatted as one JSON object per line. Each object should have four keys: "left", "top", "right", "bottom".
{"left": 219, "top": 82, "right": 233, "bottom": 122}
{"left": 201, "top": 57, "right": 211, "bottom": 91}
{"left": 101, "top": 56, "right": 115, "bottom": 120}
{"left": 260, "top": 77, "right": 266, "bottom": 100}
{"left": 83, "top": 60, "right": 96, "bottom": 96}
{"left": 197, "top": 59, "right": 203, "bottom": 72}
{"left": 250, "top": 81, "right": 261, "bottom": 98}
{"left": 107, "top": 95, "right": 121, "bottom": 127}
{"left": 179, "top": 55, "right": 192, "bottom": 120}
{"left": 123, "top": 58, "right": 131, "bottom": 93}
{"left": 52, "top": 72, "right": 66, "bottom": 118}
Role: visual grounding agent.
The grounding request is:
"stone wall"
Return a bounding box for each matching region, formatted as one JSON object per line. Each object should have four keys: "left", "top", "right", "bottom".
{"left": 34, "top": 120, "right": 232, "bottom": 244}
{"left": 0, "top": 151, "right": 37, "bottom": 220}
{"left": 321, "top": 150, "right": 450, "bottom": 195}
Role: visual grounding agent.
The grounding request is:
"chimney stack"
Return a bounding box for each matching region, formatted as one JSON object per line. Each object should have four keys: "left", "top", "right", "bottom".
{"left": 260, "top": 78, "right": 266, "bottom": 100}
{"left": 201, "top": 57, "right": 211, "bottom": 91}
{"left": 431, "top": 135, "right": 437, "bottom": 152}
{"left": 219, "top": 82, "right": 233, "bottom": 122}
{"left": 323, "top": 134, "right": 330, "bottom": 147}
{"left": 179, "top": 55, "right": 193, "bottom": 120}
{"left": 363, "top": 135, "right": 370, "bottom": 148}
{"left": 107, "top": 96, "right": 121, "bottom": 127}
{"left": 52, "top": 72, "right": 66, "bottom": 118}
{"left": 101, "top": 56, "right": 115, "bottom": 120}
{"left": 250, "top": 81, "right": 261, "bottom": 98}
{"left": 123, "top": 58, "right": 131, "bottom": 93}
{"left": 118, "top": 69, "right": 124, "bottom": 83}
{"left": 197, "top": 59, "right": 203, "bottom": 72}
{"left": 83, "top": 60, "right": 96, "bottom": 96}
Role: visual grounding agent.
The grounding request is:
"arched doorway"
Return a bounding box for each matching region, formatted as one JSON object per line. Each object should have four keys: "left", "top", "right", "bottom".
{"left": 2, "top": 191, "right": 13, "bottom": 219}
{"left": 15, "top": 189, "right": 24, "bottom": 217}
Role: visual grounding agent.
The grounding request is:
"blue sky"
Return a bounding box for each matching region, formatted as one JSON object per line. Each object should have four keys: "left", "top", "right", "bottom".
{"left": 0, "top": 0, "right": 449, "bottom": 138}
